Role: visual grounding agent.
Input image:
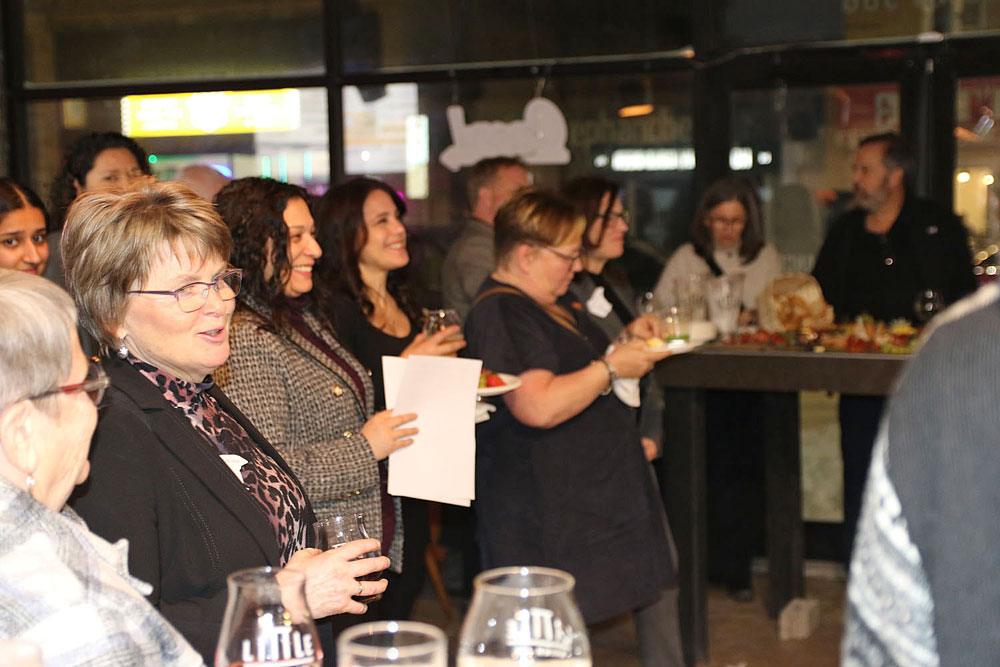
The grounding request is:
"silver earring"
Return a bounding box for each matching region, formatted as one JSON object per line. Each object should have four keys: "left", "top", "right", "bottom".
{"left": 116, "top": 338, "right": 129, "bottom": 359}
{"left": 25, "top": 473, "right": 35, "bottom": 496}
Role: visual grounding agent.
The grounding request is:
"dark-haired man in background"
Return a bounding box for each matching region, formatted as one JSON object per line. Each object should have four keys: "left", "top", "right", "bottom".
{"left": 812, "top": 132, "right": 976, "bottom": 561}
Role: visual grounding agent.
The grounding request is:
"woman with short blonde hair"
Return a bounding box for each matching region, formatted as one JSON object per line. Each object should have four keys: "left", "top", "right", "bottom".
{"left": 464, "top": 188, "right": 683, "bottom": 666}
{"left": 63, "top": 181, "right": 388, "bottom": 663}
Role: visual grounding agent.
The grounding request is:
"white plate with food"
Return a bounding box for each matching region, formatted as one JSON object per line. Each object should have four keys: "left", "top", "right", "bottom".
{"left": 643, "top": 338, "right": 702, "bottom": 355}
{"left": 477, "top": 371, "right": 522, "bottom": 397}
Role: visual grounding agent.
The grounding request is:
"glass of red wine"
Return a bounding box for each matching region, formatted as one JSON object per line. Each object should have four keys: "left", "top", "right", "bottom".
{"left": 313, "top": 513, "right": 383, "bottom": 603}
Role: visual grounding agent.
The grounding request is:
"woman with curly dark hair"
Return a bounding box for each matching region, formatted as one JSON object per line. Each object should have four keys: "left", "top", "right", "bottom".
{"left": 45, "top": 132, "right": 151, "bottom": 286}
{"left": 313, "top": 177, "right": 464, "bottom": 619}
{"left": 214, "top": 177, "right": 422, "bottom": 660}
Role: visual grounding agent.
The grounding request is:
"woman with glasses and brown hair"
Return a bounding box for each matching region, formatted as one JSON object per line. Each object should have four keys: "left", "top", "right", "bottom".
{"left": 562, "top": 175, "right": 665, "bottom": 463}
{"left": 463, "top": 189, "right": 683, "bottom": 666}
{"left": 62, "top": 181, "right": 388, "bottom": 663}
{"left": 656, "top": 178, "right": 781, "bottom": 601}
{"left": 652, "top": 178, "right": 780, "bottom": 314}
{"left": 0, "top": 269, "right": 203, "bottom": 665}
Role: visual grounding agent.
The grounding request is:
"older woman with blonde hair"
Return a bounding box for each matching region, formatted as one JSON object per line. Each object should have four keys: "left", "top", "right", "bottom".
{"left": 62, "top": 181, "right": 388, "bottom": 662}
{"left": 463, "top": 189, "right": 683, "bottom": 666}
{"left": 0, "top": 269, "right": 202, "bottom": 665}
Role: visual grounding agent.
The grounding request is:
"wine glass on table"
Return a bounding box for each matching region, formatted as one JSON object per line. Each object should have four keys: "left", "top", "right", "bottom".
{"left": 457, "top": 566, "right": 592, "bottom": 665}
{"left": 914, "top": 289, "right": 944, "bottom": 324}
{"left": 313, "top": 514, "right": 384, "bottom": 603}
{"left": 215, "top": 567, "right": 322, "bottom": 667}
{"left": 337, "top": 621, "right": 447, "bottom": 666}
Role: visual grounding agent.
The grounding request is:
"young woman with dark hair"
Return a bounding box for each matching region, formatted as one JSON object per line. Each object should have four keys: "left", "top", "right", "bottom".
{"left": 45, "top": 132, "right": 152, "bottom": 286}
{"left": 313, "top": 177, "right": 464, "bottom": 620}
{"left": 0, "top": 178, "right": 50, "bottom": 276}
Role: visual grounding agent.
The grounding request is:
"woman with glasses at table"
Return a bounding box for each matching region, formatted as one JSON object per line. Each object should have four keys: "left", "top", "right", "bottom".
{"left": 463, "top": 189, "right": 682, "bottom": 666}
{"left": 655, "top": 178, "right": 781, "bottom": 601}
{"left": 63, "top": 181, "right": 389, "bottom": 663}
{"left": 652, "top": 178, "right": 780, "bottom": 319}
{"left": 0, "top": 269, "right": 203, "bottom": 666}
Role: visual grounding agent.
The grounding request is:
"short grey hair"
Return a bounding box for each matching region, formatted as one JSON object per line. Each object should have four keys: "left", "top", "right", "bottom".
{"left": 0, "top": 269, "right": 77, "bottom": 413}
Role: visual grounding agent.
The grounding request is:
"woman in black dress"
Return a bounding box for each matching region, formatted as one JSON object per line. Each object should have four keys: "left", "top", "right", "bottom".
{"left": 463, "top": 189, "right": 683, "bottom": 666}
{"left": 314, "top": 177, "right": 464, "bottom": 619}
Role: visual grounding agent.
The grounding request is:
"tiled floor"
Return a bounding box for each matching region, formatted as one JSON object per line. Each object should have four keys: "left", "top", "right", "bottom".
{"left": 407, "top": 570, "right": 845, "bottom": 666}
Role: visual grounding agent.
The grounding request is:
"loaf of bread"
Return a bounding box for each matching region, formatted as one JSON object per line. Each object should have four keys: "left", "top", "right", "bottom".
{"left": 756, "top": 273, "right": 834, "bottom": 331}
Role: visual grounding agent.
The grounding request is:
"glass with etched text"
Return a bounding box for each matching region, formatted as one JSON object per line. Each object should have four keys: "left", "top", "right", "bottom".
{"left": 215, "top": 567, "right": 321, "bottom": 667}
{"left": 337, "top": 621, "right": 447, "bottom": 666}
{"left": 457, "top": 566, "right": 591, "bottom": 666}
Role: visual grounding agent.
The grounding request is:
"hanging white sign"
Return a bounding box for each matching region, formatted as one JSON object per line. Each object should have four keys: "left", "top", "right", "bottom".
{"left": 439, "top": 97, "right": 571, "bottom": 172}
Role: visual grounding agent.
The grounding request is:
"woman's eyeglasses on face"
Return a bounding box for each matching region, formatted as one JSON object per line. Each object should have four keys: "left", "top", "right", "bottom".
{"left": 708, "top": 215, "right": 746, "bottom": 228}
{"left": 127, "top": 268, "right": 243, "bottom": 313}
{"left": 541, "top": 245, "right": 582, "bottom": 266}
{"left": 28, "top": 358, "right": 110, "bottom": 406}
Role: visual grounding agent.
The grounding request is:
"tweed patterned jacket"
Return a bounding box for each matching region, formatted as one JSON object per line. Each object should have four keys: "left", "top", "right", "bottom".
{"left": 215, "top": 297, "right": 403, "bottom": 570}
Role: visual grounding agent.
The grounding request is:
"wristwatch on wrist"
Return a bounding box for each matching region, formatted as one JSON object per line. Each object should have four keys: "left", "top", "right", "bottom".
{"left": 598, "top": 357, "right": 617, "bottom": 395}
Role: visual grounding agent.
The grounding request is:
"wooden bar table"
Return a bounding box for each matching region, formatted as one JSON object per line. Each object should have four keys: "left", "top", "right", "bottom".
{"left": 653, "top": 345, "right": 909, "bottom": 666}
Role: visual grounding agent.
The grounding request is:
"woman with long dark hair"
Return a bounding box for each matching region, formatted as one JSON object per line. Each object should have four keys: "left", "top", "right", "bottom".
{"left": 313, "top": 177, "right": 464, "bottom": 619}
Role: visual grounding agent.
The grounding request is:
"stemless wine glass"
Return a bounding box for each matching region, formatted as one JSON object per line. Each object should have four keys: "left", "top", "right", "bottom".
{"left": 457, "top": 566, "right": 591, "bottom": 666}
{"left": 706, "top": 273, "right": 745, "bottom": 337}
{"left": 914, "top": 289, "right": 944, "bottom": 323}
{"left": 422, "top": 308, "right": 462, "bottom": 337}
{"left": 215, "top": 567, "right": 322, "bottom": 667}
{"left": 337, "top": 621, "right": 447, "bottom": 666}
{"left": 313, "top": 513, "right": 384, "bottom": 603}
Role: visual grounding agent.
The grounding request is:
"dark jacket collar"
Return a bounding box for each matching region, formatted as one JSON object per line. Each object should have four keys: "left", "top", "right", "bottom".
{"left": 102, "top": 355, "right": 314, "bottom": 559}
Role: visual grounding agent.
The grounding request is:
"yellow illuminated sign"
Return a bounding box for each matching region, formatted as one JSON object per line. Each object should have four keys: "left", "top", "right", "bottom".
{"left": 121, "top": 89, "right": 300, "bottom": 137}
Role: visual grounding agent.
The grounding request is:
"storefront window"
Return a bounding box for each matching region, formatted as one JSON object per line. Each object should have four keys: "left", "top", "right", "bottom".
{"left": 731, "top": 83, "right": 900, "bottom": 273}
{"left": 26, "top": 87, "right": 328, "bottom": 211}
{"left": 340, "top": 0, "right": 690, "bottom": 74}
{"left": 22, "top": 0, "right": 324, "bottom": 85}
{"left": 955, "top": 76, "right": 1000, "bottom": 275}
{"left": 342, "top": 72, "right": 694, "bottom": 299}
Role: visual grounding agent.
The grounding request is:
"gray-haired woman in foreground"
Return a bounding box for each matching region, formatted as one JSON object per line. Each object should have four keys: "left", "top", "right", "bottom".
{"left": 0, "top": 269, "right": 203, "bottom": 665}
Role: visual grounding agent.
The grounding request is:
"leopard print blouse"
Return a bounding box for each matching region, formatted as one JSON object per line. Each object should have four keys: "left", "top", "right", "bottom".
{"left": 131, "top": 358, "right": 309, "bottom": 565}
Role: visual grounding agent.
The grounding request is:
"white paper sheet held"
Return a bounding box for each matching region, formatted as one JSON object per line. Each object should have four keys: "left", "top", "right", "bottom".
{"left": 383, "top": 355, "right": 481, "bottom": 505}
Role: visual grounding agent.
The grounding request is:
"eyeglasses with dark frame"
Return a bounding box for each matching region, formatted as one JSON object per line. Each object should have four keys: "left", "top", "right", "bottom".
{"left": 28, "top": 357, "right": 110, "bottom": 406}
{"left": 127, "top": 268, "right": 243, "bottom": 313}
{"left": 540, "top": 245, "right": 582, "bottom": 266}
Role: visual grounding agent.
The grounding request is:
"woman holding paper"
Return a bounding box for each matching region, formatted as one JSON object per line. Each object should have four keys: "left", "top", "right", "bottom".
{"left": 313, "top": 177, "right": 465, "bottom": 618}
{"left": 464, "top": 189, "right": 683, "bottom": 667}
{"left": 213, "top": 177, "right": 413, "bottom": 581}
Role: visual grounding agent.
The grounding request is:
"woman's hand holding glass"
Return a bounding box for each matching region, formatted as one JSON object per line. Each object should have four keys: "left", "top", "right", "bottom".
{"left": 361, "top": 409, "right": 418, "bottom": 460}
{"left": 284, "top": 540, "right": 389, "bottom": 617}
{"left": 401, "top": 324, "right": 467, "bottom": 357}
